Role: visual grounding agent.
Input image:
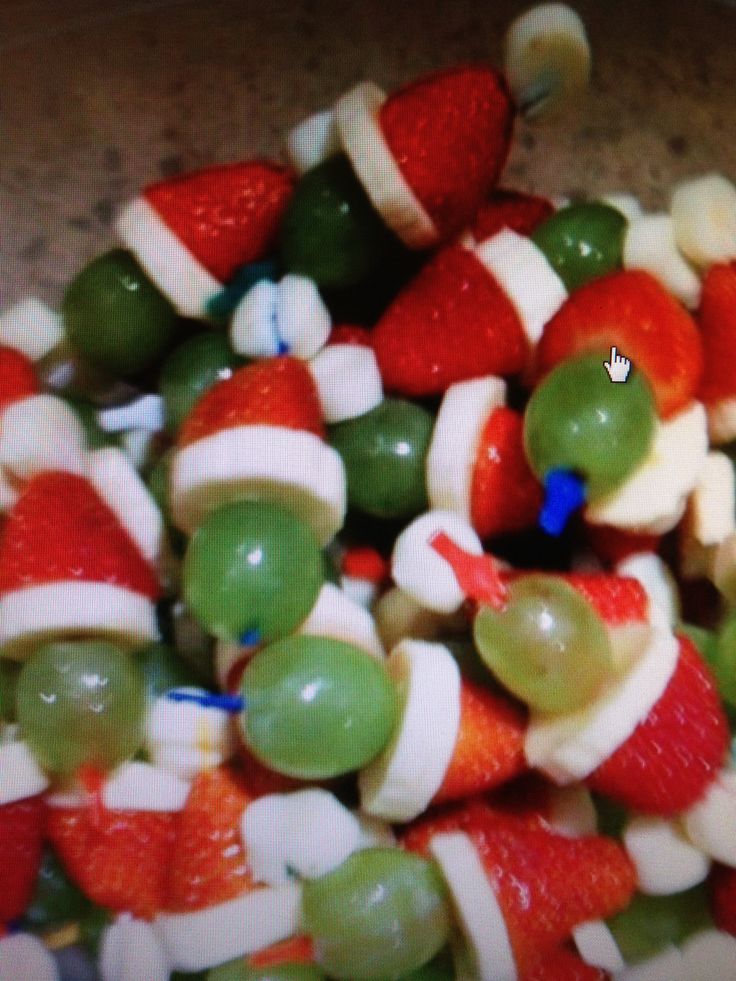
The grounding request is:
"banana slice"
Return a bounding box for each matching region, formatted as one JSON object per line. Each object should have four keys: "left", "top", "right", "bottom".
{"left": 504, "top": 3, "right": 591, "bottom": 118}
{"left": 297, "top": 582, "right": 385, "bottom": 658}
{"left": 287, "top": 108, "right": 341, "bottom": 173}
{"left": 0, "top": 297, "right": 64, "bottom": 362}
{"left": 598, "top": 193, "right": 644, "bottom": 223}
{"left": 0, "top": 739, "right": 49, "bottom": 806}
{"left": 684, "top": 769, "right": 736, "bottom": 867}
{"left": 615, "top": 553, "right": 680, "bottom": 628}
{"left": 685, "top": 451, "right": 736, "bottom": 547}
{"left": 681, "top": 930, "right": 736, "bottom": 980}
{"left": 623, "top": 816, "right": 710, "bottom": 895}
{"left": 623, "top": 212, "right": 702, "bottom": 309}
{"left": 0, "top": 933, "right": 59, "bottom": 981}
{"left": 373, "top": 586, "right": 465, "bottom": 652}
{"left": 308, "top": 344, "right": 383, "bottom": 423}
{"left": 0, "top": 394, "right": 88, "bottom": 480}
{"left": 572, "top": 921, "right": 625, "bottom": 973}
{"left": 100, "top": 916, "right": 171, "bottom": 981}
{"left": 671, "top": 173, "right": 736, "bottom": 267}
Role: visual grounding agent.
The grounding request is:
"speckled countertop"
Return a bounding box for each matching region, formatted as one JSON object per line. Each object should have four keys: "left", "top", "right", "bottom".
{"left": 1, "top": 0, "right": 735, "bottom": 309}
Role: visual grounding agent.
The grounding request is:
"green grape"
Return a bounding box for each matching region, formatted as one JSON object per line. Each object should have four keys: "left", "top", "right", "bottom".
{"left": 22, "top": 848, "right": 92, "bottom": 929}
{"left": 395, "top": 948, "right": 454, "bottom": 981}
{"left": 680, "top": 622, "right": 718, "bottom": 667}
{"left": 61, "top": 395, "right": 117, "bottom": 450}
{"left": 63, "top": 248, "right": 177, "bottom": 377}
{"left": 281, "top": 156, "right": 397, "bottom": 290}
{"left": 524, "top": 353, "right": 656, "bottom": 500}
{"left": 329, "top": 400, "right": 433, "bottom": 519}
{"left": 16, "top": 640, "right": 145, "bottom": 775}
{"left": 592, "top": 793, "right": 628, "bottom": 838}
{"left": 241, "top": 635, "right": 397, "bottom": 779}
{"left": 133, "top": 642, "right": 203, "bottom": 700}
{"left": 473, "top": 574, "right": 613, "bottom": 712}
{"left": 302, "top": 848, "right": 451, "bottom": 980}
{"left": 531, "top": 202, "right": 627, "bottom": 292}
{"left": 79, "top": 905, "right": 113, "bottom": 955}
{"left": 607, "top": 887, "right": 712, "bottom": 964}
{"left": 183, "top": 501, "right": 323, "bottom": 643}
{"left": 208, "top": 964, "right": 324, "bottom": 981}
{"left": 0, "top": 659, "right": 19, "bottom": 721}
{"left": 712, "top": 611, "right": 736, "bottom": 709}
{"left": 160, "top": 331, "right": 244, "bottom": 433}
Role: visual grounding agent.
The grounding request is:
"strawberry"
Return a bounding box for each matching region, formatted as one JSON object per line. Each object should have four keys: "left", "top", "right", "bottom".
{"left": 48, "top": 803, "right": 175, "bottom": 920}
{"left": 178, "top": 356, "right": 325, "bottom": 448}
{"left": 710, "top": 863, "right": 736, "bottom": 936}
{"left": 586, "top": 525, "right": 661, "bottom": 566}
{"left": 0, "top": 346, "right": 38, "bottom": 415}
{"left": 247, "top": 935, "right": 315, "bottom": 968}
{"left": 697, "top": 261, "right": 736, "bottom": 405}
{"left": 327, "top": 324, "right": 373, "bottom": 347}
{"left": 0, "top": 795, "right": 45, "bottom": 923}
{"left": 561, "top": 573, "right": 650, "bottom": 626}
{"left": 340, "top": 546, "right": 390, "bottom": 584}
{"left": 521, "top": 946, "right": 609, "bottom": 981}
{"left": 165, "top": 767, "right": 255, "bottom": 912}
{"left": 588, "top": 635, "right": 729, "bottom": 815}
{"left": 535, "top": 270, "right": 704, "bottom": 418}
{"left": 470, "top": 406, "right": 543, "bottom": 539}
{"left": 471, "top": 189, "right": 555, "bottom": 242}
{"left": 433, "top": 679, "right": 527, "bottom": 805}
{"left": 379, "top": 66, "right": 514, "bottom": 239}
{"left": 238, "top": 746, "right": 304, "bottom": 798}
{"left": 144, "top": 161, "right": 295, "bottom": 284}
{"left": 372, "top": 245, "right": 527, "bottom": 397}
{"left": 0, "top": 471, "right": 160, "bottom": 599}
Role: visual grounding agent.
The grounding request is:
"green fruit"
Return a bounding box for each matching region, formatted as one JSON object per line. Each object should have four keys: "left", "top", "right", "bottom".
{"left": 712, "top": 611, "right": 736, "bottom": 709}
{"left": 0, "top": 660, "right": 19, "bottom": 722}
{"left": 61, "top": 396, "right": 117, "bottom": 449}
{"left": 532, "top": 202, "right": 627, "bottom": 292}
{"left": 241, "top": 635, "right": 397, "bottom": 779}
{"left": 79, "top": 905, "right": 113, "bottom": 955}
{"left": 607, "top": 887, "right": 712, "bottom": 964}
{"left": 133, "top": 642, "right": 203, "bottom": 700}
{"left": 329, "top": 399, "right": 433, "bottom": 519}
{"left": 208, "top": 963, "right": 324, "bottom": 981}
{"left": 22, "top": 848, "right": 92, "bottom": 929}
{"left": 160, "top": 331, "right": 243, "bottom": 433}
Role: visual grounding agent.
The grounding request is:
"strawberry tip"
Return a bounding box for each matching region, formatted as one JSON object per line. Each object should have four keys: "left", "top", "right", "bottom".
{"left": 429, "top": 531, "right": 507, "bottom": 610}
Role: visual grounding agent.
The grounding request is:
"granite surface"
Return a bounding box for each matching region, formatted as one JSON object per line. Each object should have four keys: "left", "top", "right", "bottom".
{"left": 1, "top": 0, "right": 735, "bottom": 309}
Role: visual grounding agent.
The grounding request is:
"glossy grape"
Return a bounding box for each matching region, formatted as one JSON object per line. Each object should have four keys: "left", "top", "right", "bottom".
{"left": 532, "top": 202, "right": 627, "bottom": 292}
{"left": 241, "top": 635, "right": 397, "bottom": 779}
{"left": 474, "top": 574, "right": 613, "bottom": 712}
{"left": 160, "top": 331, "right": 243, "bottom": 433}
{"left": 208, "top": 964, "right": 324, "bottom": 981}
{"left": 22, "top": 848, "right": 92, "bottom": 929}
{"left": 524, "top": 353, "right": 656, "bottom": 500}
{"left": 329, "top": 399, "right": 433, "bottom": 518}
{"left": 396, "top": 949, "right": 454, "bottom": 981}
{"left": 302, "top": 848, "right": 451, "bottom": 980}
{"left": 183, "top": 501, "right": 323, "bottom": 643}
{"left": 134, "top": 642, "right": 203, "bottom": 700}
{"left": 712, "top": 611, "right": 736, "bottom": 709}
{"left": 16, "top": 640, "right": 145, "bottom": 775}
{"left": 0, "top": 660, "right": 19, "bottom": 721}
{"left": 607, "top": 887, "right": 712, "bottom": 963}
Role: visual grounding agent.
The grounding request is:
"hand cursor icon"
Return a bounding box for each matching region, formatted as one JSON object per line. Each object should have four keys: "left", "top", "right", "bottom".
{"left": 604, "top": 346, "right": 631, "bottom": 383}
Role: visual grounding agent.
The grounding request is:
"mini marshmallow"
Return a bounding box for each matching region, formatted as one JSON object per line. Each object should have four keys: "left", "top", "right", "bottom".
{"left": 0, "top": 394, "right": 88, "bottom": 479}
{"left": 231, "top": 275, "right": 330, "bottom": 360}
{"left": 308, "top": 344, "right": 383, "bottom": 423}
{"left": 0, "top": 297, "right": 64, "bottom": 362}
{"left": 287, "top": 108, "right": 341, "bottom": 173}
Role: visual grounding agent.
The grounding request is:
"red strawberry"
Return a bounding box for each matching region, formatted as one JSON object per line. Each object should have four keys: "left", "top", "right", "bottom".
{"left": 379, "top": 66, "right": 514, "bottom": 240}
{"left": 586, "top": 525, "right": 662, "bottom": 566}
{"left": 470, "top": 406, "right": 543, "bottom": 539}
{"left": 561, "top": 573, "right": 649, "bottom": 626}
{"left": 178, "top": 356, "right": 325, "bottom": 448}
{"left": 588, "top": 635, "right": 729, "bottom": 815}
{"left": 238, "top": 746, "right": 304, "bottom": 798}
{"left": 710, "top": 863, "right": 736, "bottom": 936}
{"left": 535, "top": 270, "right": 704, "bottom": 418}
{"left": 0, "top": 795, "right": 45, "bottom": 923}
{"left": 327, "top": 324, "right": 373, "bottom": 347}
{"left": 144, "top": 161, "right": 295, "bottom": 284}
{"left": 48, "top": 803, "right": 175, "bottom": 920}
{"left": 248, "top": 935, "right": 315, "bottom": 968}
{"left": 433, "top": 679, "right": 527, "bottom": 805}
{"left": 0, "top": 346, "right": 38, "bottom": 415}
{"left": 166, "top": 767, "right": 255, "bottom": 912}
{"left": 472, "top": 189, "right": 555, "bottom": 242}
{"left": 340, "top": 546, "right": 390, "bottom": 584}
{"left": 697, "top": 261, "right": 736, "bottom": 405}
{"left": 521, "top": 947, "right": 609, "bottom": 981}
{"left": 0, "top": 471, "right": 160, "bottom": 599}
{"left": 372, "top": 245, "right": 527, "bottom": 397}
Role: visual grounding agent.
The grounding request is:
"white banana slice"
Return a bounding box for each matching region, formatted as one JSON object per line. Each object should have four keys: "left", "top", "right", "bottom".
{"left": 615, "top": 553, "right": 680, "bottom": 628}
{"left": 287, "top": 108, "right": 341, "bottom": 173}
{"left": 97, "top": 394, "right": 165, "bottom": 433}
{"left": 102, "top": 761, "right": 191, "bottom": 812}
{"left": 623, "top": 816, "right": 710, "bottom": 895}
{"left": 297, "top": 582, "right": 384, "bottom": 658}
{"left": 373, "top": 586, "right": 465, "bottom": 652}
{"left": 0, "top": 394, "right": 88, "bottom": 479}
{"left": 0, "top": 297, "right": 64, "bottom": 362}
{"left": 146, "top": 688, "right": 236, "bottom": 781}
{"left": 276, "top": 274, "right": 331, "bottom": 358}
{"left": 623, "top": 212, "right": 702, "bottom": 309}
{"left": 100, "top": 916, "right": 171, "bottom": 981}
{"left": 0, "top": 739, "right": 49, "bottom": 805}
{"left": 504, "top": 3, "right": 591, "bottom": 118}
{"left": 671, "top": 173, "right": 736, "bottom": 267}
{"left": 572, "top": 921, "right": 625, "bottom": 973}
{"left": 0, "top": 933, "right": 59, "bottom": 981}
{"left": 230, "top": 279, "right": 280, "bottom": 358}
{"left": 340, "top": 574, "right": 380, "bottom": 610}
{"left": 683, "top": 769, "right": 736, "bottom": 867}
{"left": 598, "top": 193, "right": 644, "bottom": 223}
{"left": 308, "top": 344, "right": 383, "bottom": 423}
{"left": 681, "top": 929, "right": 736, "bottom": 980}
{"left": 685, "top": 451, "right": 736, "bottom": 547}
{"left": 615, "top": 944, "right": 686, "bottom": 981}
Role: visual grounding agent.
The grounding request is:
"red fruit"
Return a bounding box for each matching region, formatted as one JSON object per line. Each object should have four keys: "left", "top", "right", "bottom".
{"left": 372, "top": 245, "right": 527, "bottom": 397}
{"left": 166, "top": 767, "right": 255, "bottom": 911}
{"left": 586, "top": 525, "right": 661, "bottom": 566}
{"left": 0, "top": 346, "right": 38, "bottom": 414}
{"left": 697, "top": 261, "right": 736, "bottom": 405}
{"left": 589, "top": 636, "right": 729, "bottom": 815}
{"left": 239, "top": 746, "right": 304, "bottom": 798}
{"left": 178, "top": 356, "right": 325, "bottom": 447}
{"left": 536, "top": 270, "right": 704, "bottom": 418}
{"left": 248, "top": 935, "right": 315, "bottom": 968}
{"left": 48, "top": 804, "right": 175, "bottom": 920}
{"left": 710, "top": 863, "right": 736, "bottom": 936}
{"left": 432, "top": 679, "right": 527, "bottom": 804}
{"left": 327, "top": 324, "right": 373, "bottom": 347}
{"left": 561, "top": 573, "right": 649, "bottom": 626}
{"left": 521, "top": 947, "right": 609, "bottom": 981}
{"left": 380, "top": 65, "right": 514, "bottom": 239}
{"left": 472, "top": 189, "right": 555, "bottom": 242}
{"left": 145, "top": 161, "right": 295, "bottom": 283}
{"left": 341, "top": 546, "right": 390, "bottom": 584}
{"left": 0, "top": 471, "right": 160, "bottom": 599}
{"left": 471, "top": 406, "right": 543, "bottom": 539}
{"left": 0, "top": 795, "right": 45, "bottom": 923}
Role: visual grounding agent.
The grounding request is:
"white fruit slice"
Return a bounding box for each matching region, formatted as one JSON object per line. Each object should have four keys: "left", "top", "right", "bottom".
{"left": 392, "top": 511, "right": 483, "bottom": 614}
{"left": 170, "top": 425, "right": 346, "bottom": 545}
{"left": 671, "top": 173, "right": 736, "bottom": 267}
{"left": 373, "top": 586, "right": 464, "bottom": 652}
{"left": 334, "top": 81, "right": 439, "bottom": 248}
{"left": 119, "top": 429, "right": 158, "bottom": 472}
{"left": 623, "top": 212, "right": 702, "bottom": 309}
{"left": 504, "top": 3, "right": 591, "bottom": 118}
{"left": 102, "top": 762, "right": 191, "bottom": 812}
{"left": 308, "top": 344, "right": 383, "bottom": 423}
{"left": 355, "top": 812, "right": 396, "bottom": 848}
{"left": 97, "top": 394, "right": 165, "bottom": 434}
{"left": 426, "top": 376, "right": 507, "bottom": 521}
{"left": 359, "top": 640, "right": 461, "bottom": 821}
{"left": 0, "top": 297, "right": 64, "bottom": 362}
{"left": 615, "top": 944, "right": 686, "bottom": 981}
{"left": 615, "top": 553, "right": 680, "bottom": 628}
{"left": 686, "top": 451, "right": 736, "bottom": 547}
{"left": 340, "top": 574, "right": 379, "bottom": 610}
{"left": 0, "top": 933, "right": 59, "bottom": 981}
{"left": 146, "top": 689, "right": 236, "bottom": 781}
{"left": 681, "top": 929, "right": 736, "bottom": 980}
{"left": 276, "top": 274, "right": 331, "bottom": 359}
{"left": 100, "top": 916, "right": 171, "bottom": 981}
{"left": 586, "top": 402, "right": 709, "bottom": 534}
{"left": 0, "top": 739, "right": 49, "bottom": 805}
{"left": 0, "top": 582, "right": 158, "bottom": 658}
{"left": 598, "top": 193, "right": 644, "bottom": 223}
{"left": 706, "top": 396, "right": 736, "bottom": 446}
{"left": 297, "top": 583, "right": 384, "bottom": 658}
{"left": 525, "top": 603, "right": 678, "bottom": 783}
{"left": 0, "top": 394, "right": 88, "bottom": 479}
{"left": 430, "top": 832, "right": 518, "bottom": 981}
{"left": 287, "top": 108, "right": 341, "bottom": 173}
{"left": 116, "top": 197, "right": 221, "bottom": 318}
{"left": 230, "top": 279, "right": 280, "bottom": 358}
{"left": 684, "top": 769, "right": 736, "bottom": 867}
{"left": 242, "top": 788, "right": 363, "bottom": 886}
{"left": 623, "top": 816, "right": 710, "bottom": 895}
{"left": 572, "top": 920, "right": 625, "bottom": 973}
{"left": 86, "top": 446, "right": 163, "bottom": 565}
{"left": 545, "top": 785, "right": 597, "bottom": 837}
{"left": 154, "top": 883, "right": 302, "bottom": 971}
{"left": 474, "top": 230, "right": 568, "bottom": 345}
